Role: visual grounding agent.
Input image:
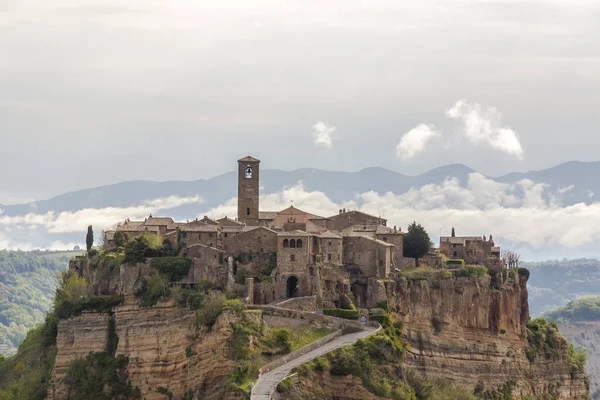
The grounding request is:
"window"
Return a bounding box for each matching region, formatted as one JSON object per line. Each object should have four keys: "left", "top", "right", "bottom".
{"left": 224, "top": 233, "right": 228, "bottom": 238}
{"left": 209, "top": 232, "right": 213, "bottom": 238}
{"left": 283, "top": 239, "right": 289, "bottom": 248}
{"left": 328, "top": 253, "right": 332, "bottom": 261}
{"left": 337, "top": 254, "right": 340, "bottom": 261}
{"left": 245, "top": 165, "right": 253, "bottom": 179}
{"left": 290, "top": 239, "right": 296, "bottom": 248}
{"left": 247, "top": 207, "right": 250, "bottom": 216}
{"left": 182, "top": 232, "right": 187, "bottom": 238}
{"left": 257, "top": 237, "right": 261, "bottom": 243}
{"left": 328, "top": 241, "right": 332, "bottom": 246}
{"left": 290, "top": 254, "right": 295, "bottom": 262}
{"left": 382, "top": 237, "right": 387, "bottom": 242}
{"left": 297, "top": 239, "right": 303, "bottom": 248}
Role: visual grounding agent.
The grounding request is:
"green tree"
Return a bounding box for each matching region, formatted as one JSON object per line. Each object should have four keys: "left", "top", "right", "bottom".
{"left": 451, "top": 227, "right": 455, "bottom": 237}
{"left": 403, "top": 221, "right": 432, "bottom": 267}
{"left": 86, "top": 226, "right": 94, "bottom": 252}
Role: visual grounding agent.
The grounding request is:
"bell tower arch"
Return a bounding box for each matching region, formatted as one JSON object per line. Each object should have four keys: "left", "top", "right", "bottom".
{"left": 237, "top": 156, "right": 260, "bottom": 224}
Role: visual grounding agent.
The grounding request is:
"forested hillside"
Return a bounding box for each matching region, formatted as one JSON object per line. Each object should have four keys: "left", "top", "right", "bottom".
{"left": 0, "top": 251, "right": 77, "bottom": 356}
{"left": 524, "top": 259, "right": 600, "bottom": 316}
{"left": 544, "top": 297, "right": 600, "bottom": 398}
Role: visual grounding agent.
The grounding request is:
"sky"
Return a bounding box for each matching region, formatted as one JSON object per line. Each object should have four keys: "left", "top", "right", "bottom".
{"left": 1, "top": 0, "right": 599, "bottom": 204}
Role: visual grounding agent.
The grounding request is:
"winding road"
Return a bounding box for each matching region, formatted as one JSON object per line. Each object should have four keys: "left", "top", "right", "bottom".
{"left": 250, "top": 326, "right": 380, "bottom": 400}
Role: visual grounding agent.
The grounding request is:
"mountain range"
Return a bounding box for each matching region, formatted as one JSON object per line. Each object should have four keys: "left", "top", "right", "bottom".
{"left": 2, "top": 160, "right": 600, "bottom": 218}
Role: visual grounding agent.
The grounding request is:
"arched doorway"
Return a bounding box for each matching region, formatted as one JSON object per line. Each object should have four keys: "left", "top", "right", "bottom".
{"left": 286, "top": 276, "right": 299, "bottom": 298}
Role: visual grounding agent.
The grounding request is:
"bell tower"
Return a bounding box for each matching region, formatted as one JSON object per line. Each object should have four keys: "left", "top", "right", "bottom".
{"left": 237, "top": 156, "right": 260, "bottom": 224}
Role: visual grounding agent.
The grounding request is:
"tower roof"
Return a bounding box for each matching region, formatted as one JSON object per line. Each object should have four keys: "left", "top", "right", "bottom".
{"left": 238, "top": 155, "right": 260, "bottom": 163}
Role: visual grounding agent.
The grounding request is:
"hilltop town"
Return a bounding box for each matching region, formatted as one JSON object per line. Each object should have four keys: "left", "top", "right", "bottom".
{"left": 103, "top": 156, "right": 502, "bottom": 310}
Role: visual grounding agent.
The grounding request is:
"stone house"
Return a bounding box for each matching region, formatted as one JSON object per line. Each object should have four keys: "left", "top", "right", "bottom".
{"left": 343, "top": 235, "right": 393, "bottom": 278}
{"left": 276, "top": 230, "right": 313, "bottom": 298}
{"left": 221, "top": 226, "right": 278, "bottom": 255}
{"left": 327, "top": 209, "right": 387, "bottom": 231}
{"left": 439, "top": 229, "right": 500, "bottom": 263}
{"left": 317, "top": 230, "right": 343, "bottom": 265}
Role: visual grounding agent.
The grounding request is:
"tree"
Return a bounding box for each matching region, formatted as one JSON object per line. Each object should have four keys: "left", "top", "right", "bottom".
{"left": 451, "top": 227, "right": 456, "bottom": 237}
{"left": 501, "top": 250, "right": 520, "bottom": 269}
{"left": 403, "top": 221, "right": 432, "bottom": 267}
{"left": 86, "top": 225, "right": 94, "bottom": 252}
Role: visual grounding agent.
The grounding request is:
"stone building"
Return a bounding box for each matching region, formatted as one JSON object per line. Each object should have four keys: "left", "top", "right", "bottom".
{"left": 103, "top": 156, "right": 502, "bottom": 311}
{"left": 343, "top": 235, "right": 393, "bottom": 278}
{"left": 439, "top": 228, "right": 500, "bottom": 262}
{"left": 327, "top": 209, "right": 387, "bottom": 231}
{"left": 221, "top": 226, "right": 277, "bottom": 255}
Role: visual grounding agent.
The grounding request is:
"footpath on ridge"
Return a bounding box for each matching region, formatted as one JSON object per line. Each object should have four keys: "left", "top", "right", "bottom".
{"left": 250, "top": 301, "right": 381, "bottom": 400}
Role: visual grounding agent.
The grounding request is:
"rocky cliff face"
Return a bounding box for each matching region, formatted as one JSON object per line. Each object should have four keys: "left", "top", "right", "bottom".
{"left": 48, "top": 296, "right": 245, "bottom": 400}
{"left": 554, "top": 320, "right": 600, "bottom": 396}
{"left": 393, "top": 275, "right": 588, "bottom": 399}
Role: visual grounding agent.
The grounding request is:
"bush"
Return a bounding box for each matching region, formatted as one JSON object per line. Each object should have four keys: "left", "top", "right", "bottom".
{"left": 64, "top": 353, "right": 141, "bottom": 399}
{"left": 455, "top": 265, "right": 488, "bottom": 278}
{"left": 235, "top": 265, "right": 249, "bottom": 285}
{"left": 402, "top": 267, "right": 452, "bottom": 283}
{"left": 55, "top": 296, "right": 125, "bottom": 320}
{"left": 134, "top": 274, "right": 170, "bottom": 308}
{"left": 525, "top": 318, "right": 562, "bottom": 363}
{"left": 150, "top": 257, "right": 192, "bottom": 281}
{"left": 518, "top": 267, "right": 530, "bottom": 281}
{"left": 323, "top": 309, "right": 359, "bottom": 320}
{"left": 197, "top": 292, "right": 227, "bottom": 328}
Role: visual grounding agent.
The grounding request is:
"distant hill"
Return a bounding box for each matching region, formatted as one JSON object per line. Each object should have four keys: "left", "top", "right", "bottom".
{"left": 0, "top": 251, "right": 78, "bottom": 356}
{"left": 2, "top": 160, "right": 600, "bottom": 219}
{"left": 524, "top": 259, "right": 600, "bottom": 316}
{"left": 544, "top": 297, "right": 600, "bottom": 398}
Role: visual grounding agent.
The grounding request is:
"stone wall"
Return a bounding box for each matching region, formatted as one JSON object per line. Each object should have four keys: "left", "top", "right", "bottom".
{"left": 222, "top": 227, "right": 277, "bottom": 255}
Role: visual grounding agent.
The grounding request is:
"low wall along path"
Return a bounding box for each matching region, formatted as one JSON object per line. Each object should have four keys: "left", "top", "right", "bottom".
{"left": 250, "top": 305, "right": 381, "bottom": 400}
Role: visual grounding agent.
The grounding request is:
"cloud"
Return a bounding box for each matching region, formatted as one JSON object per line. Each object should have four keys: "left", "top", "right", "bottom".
{"left": 0, "top": 195, "right": 203, "bottom": 235}
{"left": 203, "top": 175, "right": 600, "bottom": 250}
{"left": 396, "top": 124, "right": 441, "bottom": 161}
{"left": 557, "top": 185, "right": 575, "bottom": 194}
{"left": 446, "top": 100, "right": 524, "bottom": 158}
{"left": 312, "top": 121, "right": 337, "bottom": 149}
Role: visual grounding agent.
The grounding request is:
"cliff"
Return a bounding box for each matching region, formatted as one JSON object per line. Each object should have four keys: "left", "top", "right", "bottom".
{"left": 48, "top": 296, "right": 244, "bottom": 400}
{"left": 394, "top": 274, "right": 588, "bottom": 399}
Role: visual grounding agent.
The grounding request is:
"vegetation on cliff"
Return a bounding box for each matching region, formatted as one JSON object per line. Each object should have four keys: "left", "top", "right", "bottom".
{"left": 0, "top": 250, "right": 78, "bottom": 356}
{"left": 544, "top": 297, "right": 600, "bottom": 323}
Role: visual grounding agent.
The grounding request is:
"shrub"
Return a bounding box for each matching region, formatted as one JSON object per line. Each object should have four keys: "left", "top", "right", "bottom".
{"left": 55, "top": 296, "right": 125, "bottom": 320}
{"left": 64, "top": 353, "right": 141, "bottom": 399}
{"left": 235, "top": 265, "right": 249, "bottom": 285}
{"left": 402, "top": 267, "right": 452, "bottom": 283}
{"left": 525, "top": 318, "right": 562, "bottom": 363}
{"left": 518, "top": 267, "right": 530, "bottom": 281}
{"left": 323, "top": 309, "right": 359, "bottom": 320}
{"left": 150, "top": 257, "right": 192, "bottom": 281}
{"left": 455, "top": 265, "right": 488, "bottom": 278}
{"left": 277, "top": 377, "right": 294, "bottom": 393}
{"left": 197, "top": 291, "right": 227, "bottom": 328}
{"left": 134, "top": 274, "right": 170, "bottom": 308}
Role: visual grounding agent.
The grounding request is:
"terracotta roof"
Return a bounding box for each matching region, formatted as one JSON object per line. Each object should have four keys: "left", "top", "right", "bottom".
{"left": 144, "top": 217, "right": 175, "bottom": 226}
{"left": 217, "top": 216, "right": 244, "bottom": 226}
{"left": 259, "top": 211, "right": 278, "bottom": 220}
{"left": 201, "top": 216, "right": 219, "bottom": 225}
{"left": 375, "top": 225, "right": 400, "bottom": 235}
{"left": 318, "top": 230, "right": 342, "bottom": 239}
{"left": 238, "top": 156, "right": 260, "bottom": 163}
{"left": 116, "top": 225, "right": 160, "bottom": 233}
{"left": 180, "top": 222, "right": 219, "bottom": 232}
{"left": 329, "top": 210, "right": 385, "bottom": 221}
{"left": 343, "top": 232, "right": 394, "bottom": 246}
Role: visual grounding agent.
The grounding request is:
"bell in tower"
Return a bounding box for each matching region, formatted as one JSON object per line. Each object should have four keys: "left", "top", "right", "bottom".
{"left": 237, "top": 156, "right": 260, "bottom": 224}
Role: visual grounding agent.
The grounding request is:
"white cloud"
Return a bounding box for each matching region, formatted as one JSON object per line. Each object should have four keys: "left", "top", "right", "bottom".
{"left": 557, "top": 185, "right": 575, "bottom": 194}
{"left": 0, "top": 195, "right": 203, "bottom": 235}
{"left": 312, "top": 121, "right": 337, "bottom": 149}
{"left": 396, "top": 124, "right": 441, "bottom": 161}
{"left": 446, "top": 100, "right": 524, "bottom": 158}
{"left": 204, "top": 175, "right": 600, "bottom": 249}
